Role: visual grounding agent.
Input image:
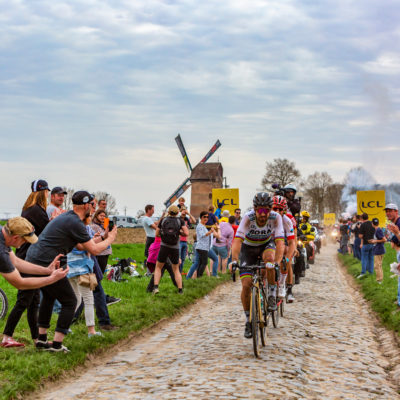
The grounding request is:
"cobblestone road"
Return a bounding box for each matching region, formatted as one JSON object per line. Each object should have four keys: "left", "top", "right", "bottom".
{"left": 39, "top": 245, "right": 400, "bottom": 399}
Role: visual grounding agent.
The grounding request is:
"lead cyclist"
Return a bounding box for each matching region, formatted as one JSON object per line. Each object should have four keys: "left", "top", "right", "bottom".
{"left": 230, "top": 192, "right": 285, "bottom": 339}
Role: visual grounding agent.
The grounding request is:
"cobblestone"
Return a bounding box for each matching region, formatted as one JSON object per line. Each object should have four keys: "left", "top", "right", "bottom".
{"left": 38, "top": 245, "right": 400, "bottom": 399}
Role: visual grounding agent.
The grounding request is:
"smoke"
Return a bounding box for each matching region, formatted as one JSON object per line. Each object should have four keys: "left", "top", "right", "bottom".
{"left": 341, "top": 166, "right": 400, "bottom": 215}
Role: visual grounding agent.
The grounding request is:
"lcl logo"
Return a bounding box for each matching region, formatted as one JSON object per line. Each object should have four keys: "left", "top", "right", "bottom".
{"left": 359, "top": 201, "right": 384, "bottom": 216}
{"left": 217, "top": 198, "right": 238, "bottom": 207}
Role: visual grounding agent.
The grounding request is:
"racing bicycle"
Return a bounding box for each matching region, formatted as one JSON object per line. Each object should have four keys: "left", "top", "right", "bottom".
{"left": 0, "top": 288, "right": 8, "bottom": 319}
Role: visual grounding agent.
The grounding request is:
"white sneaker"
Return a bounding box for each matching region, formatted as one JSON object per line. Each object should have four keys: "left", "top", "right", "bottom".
{"left": 287, "top": 293, "right": 295, "bottom": 303}
{"left": 278, "top": 286, "right": 286, "bottom": 298}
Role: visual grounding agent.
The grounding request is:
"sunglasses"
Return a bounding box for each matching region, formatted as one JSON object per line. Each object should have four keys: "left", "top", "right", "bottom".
{"left": 89, "top": 202, "right": 95, "bottom": 207}
{"left": 256, "top": 208, "right": 270, "bottom": 214}
{"left": 272, "top": 207, "right": 284, "bottom": 211}
{"left": 202, "top": 215, "right": 209, "bottom": 219}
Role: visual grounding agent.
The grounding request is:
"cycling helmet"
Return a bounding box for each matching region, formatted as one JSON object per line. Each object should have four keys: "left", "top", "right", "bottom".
{"left": 272, "top": 195, "right": 287, "bottom": 210}
{"left": 283, "top": 184, "right": 297, "bottom": 194}
{"left": 253, "top": 192, "right": 273, "bottom": 208}
{"left": 301, "top": 210, "right": 310, "bottom": 218}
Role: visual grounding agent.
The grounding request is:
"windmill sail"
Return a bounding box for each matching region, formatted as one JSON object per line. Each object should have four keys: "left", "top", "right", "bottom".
{"left": 175, "top": 134, "right": 192, "bottom": 172}
{"left": 199, "top": 140, "right": 221, "bottom": 163}
{"left": 164, "top": 177, "right": 191, "bottom": 208}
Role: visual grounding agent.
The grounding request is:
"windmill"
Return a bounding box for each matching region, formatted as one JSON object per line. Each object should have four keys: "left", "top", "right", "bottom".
{"left": 164, "top": 135, "right": 222, "bottom": 214}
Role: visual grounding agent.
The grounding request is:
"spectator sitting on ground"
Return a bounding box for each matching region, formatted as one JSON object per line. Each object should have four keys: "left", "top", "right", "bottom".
{"left": 47, "top": 186, "right": 67, "bottom": 221}
{"left": 152, "top": 206, "right": 188, "bottom": 294}
{"left": 25, "top": 191, "right": 117, "bottom": 353}
{"left": 2, "top": 179, "right": 51, "bottom": 348}
{"left": 369, "top": 218, "right": 386, "bottom": 284}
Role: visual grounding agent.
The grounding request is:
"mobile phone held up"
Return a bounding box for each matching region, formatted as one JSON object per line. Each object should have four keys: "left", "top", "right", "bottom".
{"left": 108, "top": 220, "right": 114, "bottom": 230}
{"left": 59, "top": 255, "right": 68, "bottom": 270}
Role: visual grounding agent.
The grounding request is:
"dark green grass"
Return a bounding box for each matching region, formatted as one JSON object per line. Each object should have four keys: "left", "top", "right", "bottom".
{"left": 338, "top": 244, "right": 400, "bottom": 333}
{"left": 0, "top": 244, "right": 230, "bottom": 400}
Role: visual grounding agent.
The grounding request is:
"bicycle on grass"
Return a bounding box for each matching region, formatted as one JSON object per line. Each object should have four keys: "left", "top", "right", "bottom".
{"left": 0, "top": 288, "right": 8, "bottom": 319}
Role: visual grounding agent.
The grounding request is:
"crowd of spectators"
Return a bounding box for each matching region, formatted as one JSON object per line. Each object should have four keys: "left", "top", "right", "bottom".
{"left": 337, "top": 204, "right": 400, "bottom": 293}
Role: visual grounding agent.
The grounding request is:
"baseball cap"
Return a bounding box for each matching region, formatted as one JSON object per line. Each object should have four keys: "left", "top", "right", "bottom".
{"left": 168, "top": 205, "right": 179, "bottom": 215}
{"left": 51, "top": 186, "right": 67, "bottom": 195}
{"left": 31, "top": 179, "right": 49, "bottom": 192}
{"left": 372, "top": 218, "right": 379, "bottom": 225}
{"left": 384, "top": 203, "right": 398, "bottom": 211}
{"left": 5, "top": 217, "right": 38, "bottom": 244}
{"left": 72, "top": 191, "right": 94, "bottom": 205}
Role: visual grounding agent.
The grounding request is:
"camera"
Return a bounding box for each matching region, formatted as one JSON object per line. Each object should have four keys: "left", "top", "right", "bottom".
{"left": 59, "top": 255, "right": 68, "bottom": 270}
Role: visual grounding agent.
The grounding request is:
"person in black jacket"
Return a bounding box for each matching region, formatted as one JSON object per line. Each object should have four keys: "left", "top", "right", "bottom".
{"left": 2, "top": 179, "right": 50, "bottom": 347}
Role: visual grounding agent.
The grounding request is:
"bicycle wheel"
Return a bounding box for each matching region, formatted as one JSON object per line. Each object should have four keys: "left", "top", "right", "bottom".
{"left": 0, "top": 288, "right": 8, "bottom": 319}
{"left": 259, "top": 286, "right": 268, "bottom": 347}
{"left": 251, "top": 286, "right": 260, "bottom": 358}
{"left": 280, "top": 295, "right": 284, "bottom": 317}
{"left": 272, "top": 297, "right": 280, "bottom": 328}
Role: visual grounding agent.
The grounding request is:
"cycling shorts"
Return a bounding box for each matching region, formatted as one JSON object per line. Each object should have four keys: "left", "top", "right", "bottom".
{"left": 239, "top": 242, "right": 275, "bottom": 279}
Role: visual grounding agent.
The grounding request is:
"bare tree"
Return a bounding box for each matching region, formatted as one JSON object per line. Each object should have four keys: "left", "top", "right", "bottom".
{"left": 325, "top": 183, "right": 345, "bottom": 216}
{"left": 94, "top": 191, "right": 118, "bottom": 215}
{"left": 261, "top": 158, "right": 301, "bottom": 190}
{"left": 62, "top": 187, "right": 75, "bottom": 210}
{"left": 303, "top": 172, "right": 333, "bottom": 220}
{"left": 136, "top": 209, "right": 145, "bottom": 219}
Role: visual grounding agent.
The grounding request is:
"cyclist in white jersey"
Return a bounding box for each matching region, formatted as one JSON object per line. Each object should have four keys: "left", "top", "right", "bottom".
{"left": 230, "top": 193, "right": 284, "bottom": 339}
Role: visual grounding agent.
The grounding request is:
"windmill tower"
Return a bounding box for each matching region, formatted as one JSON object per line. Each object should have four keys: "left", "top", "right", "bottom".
{"left": 164, "top": 135, "right": 223, "bottom": 218}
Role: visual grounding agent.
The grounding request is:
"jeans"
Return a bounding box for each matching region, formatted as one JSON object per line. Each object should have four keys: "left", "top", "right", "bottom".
{"left": 186, "top": 250, "right": 200, "bottom": 279}
{"left": 361, "top": 244, "right": 374, "bottom": 275}
{"left": 209, "top": 248, "right": 219, "bottom": 276}
{"left": 93, "top": 280, "right": 111, "bottom": 326}
{"left": 353, "top": 237, "right": 361, "bottom": 260}
{"left": 179, "top": 241, "right": 188, "bottom": 273}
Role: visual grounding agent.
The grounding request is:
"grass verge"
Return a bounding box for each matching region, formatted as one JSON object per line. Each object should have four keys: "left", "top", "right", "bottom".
{"left": 0, "top": 243, "right": 230, "bottom": 400}
{"left": 338, "top": 244, "right": 400, "bottom": 334}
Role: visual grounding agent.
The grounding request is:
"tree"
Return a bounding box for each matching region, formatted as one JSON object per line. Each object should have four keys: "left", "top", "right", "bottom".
{"left": 325, "top": 183, "right": 345, "bottom": 216}
{"left": 303, "top": 172, "right": 333, "bottom": 220}
{"left": 136, "top": 209, "right": 145, "bottom": 219}
{"left": 261, "top": 158, "right": 301, "bottom": 190}
{"left": 62, "top": 187, "right": 75, "bottom": 210}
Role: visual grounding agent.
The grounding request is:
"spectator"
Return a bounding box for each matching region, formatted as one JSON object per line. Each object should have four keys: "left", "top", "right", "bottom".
{"left": 215, "top": 202, "right": 223, "bottom": 219}
{"left": 67, "top": 215, "right": 102, "bottom": 337}
{"left": 357, "top": 213, "right": 375, "bottom": 279}
{"left": 152, "top": 206, "right": 188, "bottom": 294}
{"left": 179, "top": 206, "right": 196, "bottom": 273}
{"left": 339, "top": 219, "right": 349, "bottom": 254}
{"left": 234, "top": 208, "right": 242, "bottom": 225}
{"left": 98, "top": 199, "right": 107, "bottom": 211}
{"left": 219, "top": 210, "right": 230, "bottom": 223}
{"left": 3, "top": 180, "right": 51, "bottom": 348}
{"left": 205, "top": 206, "right": 217, "bottom": 229}
{"left": 90, "top": 209, "right": 120, "bottom": 306}
{"left": 177, "top": 197, "right": 186, "bottom": 210}
{"left": 0, "top": 217, "right": 68, "bottom": 348}
{"left": 143, "top": 204, "right": 157, "bottom": 267}
{"left": 369, "top": 218, "right": 386, "bottom": 284}
{"left": 188, "top": 211, "right": 216, "bottom": 278}
{"left": 146, "top": 236, "right": 178, "bottom": 292}
{"left": 212, "top": 215, "right": 234, "bottom": 274}
{"left": 352, "top": 215, "right": 362, "bottom": 260}
{"left": 47, "top": 186, "right": 67, "bottom": 220}
{"left": 26, "top": 191, "right": 117, "bottom": 353}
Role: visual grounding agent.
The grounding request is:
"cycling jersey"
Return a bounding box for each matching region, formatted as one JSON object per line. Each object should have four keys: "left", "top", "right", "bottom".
{"left": 282, "top": 214, "right": 295, "bottom": 240}
{"left": 286, "top": 212, "right": 297, "bottom": 230}
{"left": 235, "top": 210, "right": 284, "bottom": 246}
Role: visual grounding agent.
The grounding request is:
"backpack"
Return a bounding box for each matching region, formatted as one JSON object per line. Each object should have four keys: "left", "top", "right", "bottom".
{"left": 160, "top": 217, "right": 181, "bottom": 245}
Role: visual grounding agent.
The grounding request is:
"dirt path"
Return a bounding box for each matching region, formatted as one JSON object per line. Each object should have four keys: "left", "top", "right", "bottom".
{"left": 36, "top": 245, "right": 400, "bottom": 399}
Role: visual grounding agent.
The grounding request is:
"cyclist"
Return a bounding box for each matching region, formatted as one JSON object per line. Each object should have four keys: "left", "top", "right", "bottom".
{"left": 230, "top": 192, "right": 284, "bottom": 339}
{"left": 271, "top": 196, "right": 296, "bottom": 301}
{"left": 299, "top": 211, "right": 316, "bottom": 261}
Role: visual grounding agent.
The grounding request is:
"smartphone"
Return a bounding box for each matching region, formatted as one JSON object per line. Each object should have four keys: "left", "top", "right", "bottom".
{"left": 59, "top": 255, "right": 68, "bottom": 270}
{"left": 108, "top": 220, "right": 114, "bottom": 230}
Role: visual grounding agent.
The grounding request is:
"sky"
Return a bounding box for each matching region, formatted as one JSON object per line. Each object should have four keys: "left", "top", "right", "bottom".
{"left": 1, "top": 0, "right": 399, "bottom": 217}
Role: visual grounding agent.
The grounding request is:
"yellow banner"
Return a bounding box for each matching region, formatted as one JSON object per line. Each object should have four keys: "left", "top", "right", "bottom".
{"left": 357, "top": 190, "right": 386, "bottom": 226}
{"left": 323, "top": 213, "right": 336, "bottom": 226}
{"left": 212, "top": 188, "right": 239, "bottom": 218}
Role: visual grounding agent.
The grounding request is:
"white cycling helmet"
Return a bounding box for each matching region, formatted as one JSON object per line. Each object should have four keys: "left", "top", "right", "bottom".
{"left": 283, "top": 184, "right": 297, "bottom": 193}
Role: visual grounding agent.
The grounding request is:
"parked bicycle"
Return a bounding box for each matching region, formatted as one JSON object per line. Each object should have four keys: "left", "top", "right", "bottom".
{"left": 0, "top": 288, "right": 8, "bottom": 319}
